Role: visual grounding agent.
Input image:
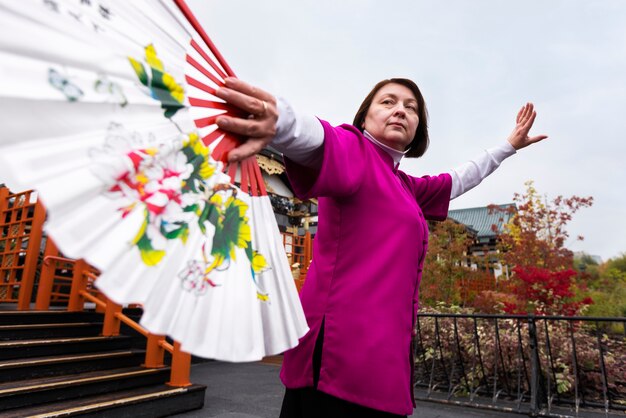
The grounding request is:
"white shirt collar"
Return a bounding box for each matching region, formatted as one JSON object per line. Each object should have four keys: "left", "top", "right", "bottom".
{"left": 363, "top": 130, "right": 408, "bottom": 168}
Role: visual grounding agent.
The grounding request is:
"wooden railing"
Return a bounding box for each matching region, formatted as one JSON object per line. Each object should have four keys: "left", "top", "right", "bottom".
{"left": 0, "top": 187, "right": 45, "bottom": 309}
{"left": 35, "top": 239, "right": 77, "bottom": 310}
{"left": 36, "top": 247, "right": 192, "bottom": 387}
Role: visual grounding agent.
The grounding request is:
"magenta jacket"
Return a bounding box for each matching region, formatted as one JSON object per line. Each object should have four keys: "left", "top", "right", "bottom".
{"left": 279, "top": 121, "right": 451, "bottom": 415}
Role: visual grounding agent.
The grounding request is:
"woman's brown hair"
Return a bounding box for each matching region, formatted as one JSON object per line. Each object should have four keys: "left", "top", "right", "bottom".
{"left": 352, "top": 78, "right": 429, "bottom": 158}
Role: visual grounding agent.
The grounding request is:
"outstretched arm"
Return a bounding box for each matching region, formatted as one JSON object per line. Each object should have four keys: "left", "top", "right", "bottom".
{"left": 214, "top": 78, "right": 324, "bottom": 167}
{"left": 449, "top": 103, "right": 548, "bottom": 200}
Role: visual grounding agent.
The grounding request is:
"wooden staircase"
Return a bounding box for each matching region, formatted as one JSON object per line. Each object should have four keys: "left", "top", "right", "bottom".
{"left": 0, "top": 309, "right": 206, "bottom": 417}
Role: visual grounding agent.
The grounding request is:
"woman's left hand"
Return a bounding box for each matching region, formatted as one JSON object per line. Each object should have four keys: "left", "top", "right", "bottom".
{"left": 214, "top": 77, "right": 279, "bottom": 162}
{"left": 507, "top": 102, "right": 548, "bottom": 150}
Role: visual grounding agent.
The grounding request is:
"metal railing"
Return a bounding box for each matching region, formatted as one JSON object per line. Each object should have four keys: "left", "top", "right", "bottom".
{"left": 414, "top": 313, "right": 626, "bottom": 417}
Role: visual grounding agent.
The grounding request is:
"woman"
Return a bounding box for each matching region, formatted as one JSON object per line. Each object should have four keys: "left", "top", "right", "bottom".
{"left": 214, "top": 77, "right": 547, "bottom": 417}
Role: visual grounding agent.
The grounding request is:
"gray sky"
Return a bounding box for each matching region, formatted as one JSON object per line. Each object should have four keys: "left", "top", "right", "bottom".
{"left": 188, "top": 0, "right": 626, "bottom": 262}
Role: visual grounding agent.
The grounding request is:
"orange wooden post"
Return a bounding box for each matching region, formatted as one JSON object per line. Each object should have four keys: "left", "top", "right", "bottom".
{"left": 168, "top": 341, "right": 192, "bottom": 387}
{"left": 144, "top": 334, "right": 166, "bottom": 368}
{"left": 102, "top": 297, "right": 122, "bottom": 336}
{"left": 303, "top": 230, "right": 312, "bottom": 271}
{"left": 67, "top": 259, "right": 88, "bottom": 312}
{"left": 17, "top": 199, "right": 46, "bottom": 310}
{"left": 0, "top": 187, "right": 8, "bottom": 218}
{"left": 35, "top": 239, "right": 60, "bottom": 310}
{"left": 0, "top": 187, "right": 8, "bottom": 302}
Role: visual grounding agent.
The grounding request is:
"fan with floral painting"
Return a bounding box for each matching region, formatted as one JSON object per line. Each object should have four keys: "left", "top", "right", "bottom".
{"left": 0, "top": 0, "right": 307, "bottom": 362}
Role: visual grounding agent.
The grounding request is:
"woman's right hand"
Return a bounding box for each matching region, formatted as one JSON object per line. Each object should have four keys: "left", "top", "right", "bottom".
{"left": 507, "top": 102, "right": 548, "bottom": 150}
{"left": 214, "top": 78, "right": 278, "bottom": 162}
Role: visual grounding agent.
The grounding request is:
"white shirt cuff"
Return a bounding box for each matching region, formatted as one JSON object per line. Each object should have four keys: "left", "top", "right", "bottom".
{"left": 271, "top": 97, "right": 324, "bottom": 168}
{"left": 448, "top": 142, "right": 516, "bottom": 200}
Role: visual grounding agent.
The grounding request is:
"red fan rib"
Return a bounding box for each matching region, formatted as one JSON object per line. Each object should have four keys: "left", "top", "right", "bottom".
{"left": 186, "top": 55, "right": 224, "bottom": 87}
{"left": 247, "top": 158, "right": 259, "bottom": 197}
{"left": 211, "top": 134, "right": 240, "bottom": 165}
{"left": 194, "top": 115, "right": 220, "bottom": 129}
{"left": 251, "top": 158, "right": 267, "bottom": 196}
{"left": 175, "top": 0, "right": 268, "bottom": 197}
{"left": 240, "top": 157, "right": 250, "bottom": 194}
{"left": 201, "top": 129, "right": 223, "bottom": 146}
{"left": 186, "top": 75, "right": 216, "bottom": 96}
{"left": 173, "top": 0, "right": 236, "bottom": 77}
{"left": 188, "top": 98, "right": 231, "bottom": 111}
{"left": 190, "top": 39, "right": 228, "bottom": 80}
{"left": 227, "top": 163, "right": 238, "bottom": 187}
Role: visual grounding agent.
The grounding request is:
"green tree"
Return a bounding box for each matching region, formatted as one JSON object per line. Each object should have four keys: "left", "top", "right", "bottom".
{"left": 605, "top": 252, "right": 626, "bottom": 273}
{"left": 583, "top": 253, "right": 626, "bottom": 318}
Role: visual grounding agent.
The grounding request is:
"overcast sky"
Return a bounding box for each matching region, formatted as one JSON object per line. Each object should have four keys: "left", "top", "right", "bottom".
{"left": 188, "top": 0, "right": 626, "bottom": 262}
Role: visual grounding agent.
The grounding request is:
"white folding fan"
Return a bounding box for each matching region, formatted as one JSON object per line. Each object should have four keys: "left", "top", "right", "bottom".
{"left": 0, "top": 0, "right": 307, "bottom": 362}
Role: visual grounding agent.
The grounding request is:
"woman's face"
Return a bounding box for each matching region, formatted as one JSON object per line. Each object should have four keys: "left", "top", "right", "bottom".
{"left": 362, "top": 83, "right": 419, "bottom": 152}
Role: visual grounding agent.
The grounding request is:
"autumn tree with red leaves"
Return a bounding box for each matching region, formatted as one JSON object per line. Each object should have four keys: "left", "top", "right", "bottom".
{"left": 502, "top": 267, "right": 594, "bottom": 316}
{"left": 493, "top": 181, "right": 593, "bottom": 270}
{"left": 491, "top": 181, "right": 594, "bottom": 315}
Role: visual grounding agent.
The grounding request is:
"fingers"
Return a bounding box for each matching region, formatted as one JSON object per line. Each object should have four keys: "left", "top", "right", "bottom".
{"left": 517, "top": 103, "right": 534, "bottom": 125}
{"left": 528, "top": 134, "right": 548, "bottom": 144}
{"left": 525, "top": 103, "right": 534, "bottom": 121}
{"left": 516, "top": 106, "right": 524, "bottom": 124}
{"left": 221, "top": 77, "right": 275, "bottom": 102}
{"left": 521, "top": 109, "right": 538, "bottom": 131}
{"left": 215, "top": 87, "right": 268, "bottom": 117}
{"left": 214, "top": 78, "right": 277, "bottom": 154}
{"left": 214, "top": 78, "right": 279, "bottom": 161}
{"left": 508, "top": 102, "right": 547, "bottom": 150}
{"left": 227, "top": 137, "right": 273, "bottom": 162}
{"left": 216, "top": 115, "right": 276, "bottom": 138}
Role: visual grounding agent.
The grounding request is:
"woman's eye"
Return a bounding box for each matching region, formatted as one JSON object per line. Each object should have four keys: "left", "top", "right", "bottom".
{"left": 406, "top": 105, "right": 417, "bottom": 112}
{"left": 382, "top": 99, "right": 394, "bottom": 105}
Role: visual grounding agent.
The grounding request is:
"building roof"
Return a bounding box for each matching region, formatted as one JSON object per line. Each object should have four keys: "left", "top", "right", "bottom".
{"left": 448, "top": 204, "right": 516, "bottom": 242}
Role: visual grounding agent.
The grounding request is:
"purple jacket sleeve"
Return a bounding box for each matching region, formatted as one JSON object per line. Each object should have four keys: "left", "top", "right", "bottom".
{"left": 404, "top": 172, "right": 453, "bottom": 221}
{"left": 284, "top": 121, "right": 367, "bottom": 199}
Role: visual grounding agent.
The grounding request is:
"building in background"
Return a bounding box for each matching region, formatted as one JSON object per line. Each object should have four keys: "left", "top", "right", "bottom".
{"left": 448, "top": 203, "right": 516, "bottom": 279}
{"left": 257, "top": 149, "right": 317, "bottom": 289}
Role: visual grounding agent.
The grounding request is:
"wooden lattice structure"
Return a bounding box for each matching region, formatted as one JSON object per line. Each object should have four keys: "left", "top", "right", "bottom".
{"left": 282, "top": 231, "right": 313, "bottom": 291}
{"left": 0, "top": 187, "right": 45, "bottom": 309}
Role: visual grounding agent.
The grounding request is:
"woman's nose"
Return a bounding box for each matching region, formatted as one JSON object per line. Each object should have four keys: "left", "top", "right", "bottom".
{"left": 393, "top": 105, "right": 406, "bottom": 117}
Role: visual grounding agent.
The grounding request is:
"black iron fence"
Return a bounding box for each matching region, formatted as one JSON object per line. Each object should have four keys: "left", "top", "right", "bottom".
{"left": 413, "top": 313, "right": 626, "bottom": 417}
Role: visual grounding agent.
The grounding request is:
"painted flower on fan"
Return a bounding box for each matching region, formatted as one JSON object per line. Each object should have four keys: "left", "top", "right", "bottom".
{"left": 92, "top": 126, "right": 222, "bottom": 266}
{"left": 195, "top": 190, "right": 271, "bottom": 301}
{"left": 126, "top": 146, "right": 194, "bottom": 264}
{"left": 248, "top": 249, "right": 270, "bottom": 302}
{"left": 128, "top": 44, "right": 185, "bottom": 118}
{"left": 178, "top": 259, "right": 210, "bottom": 295}
{"left": 180, "top": 133, "right": 219, "bottom": 193}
